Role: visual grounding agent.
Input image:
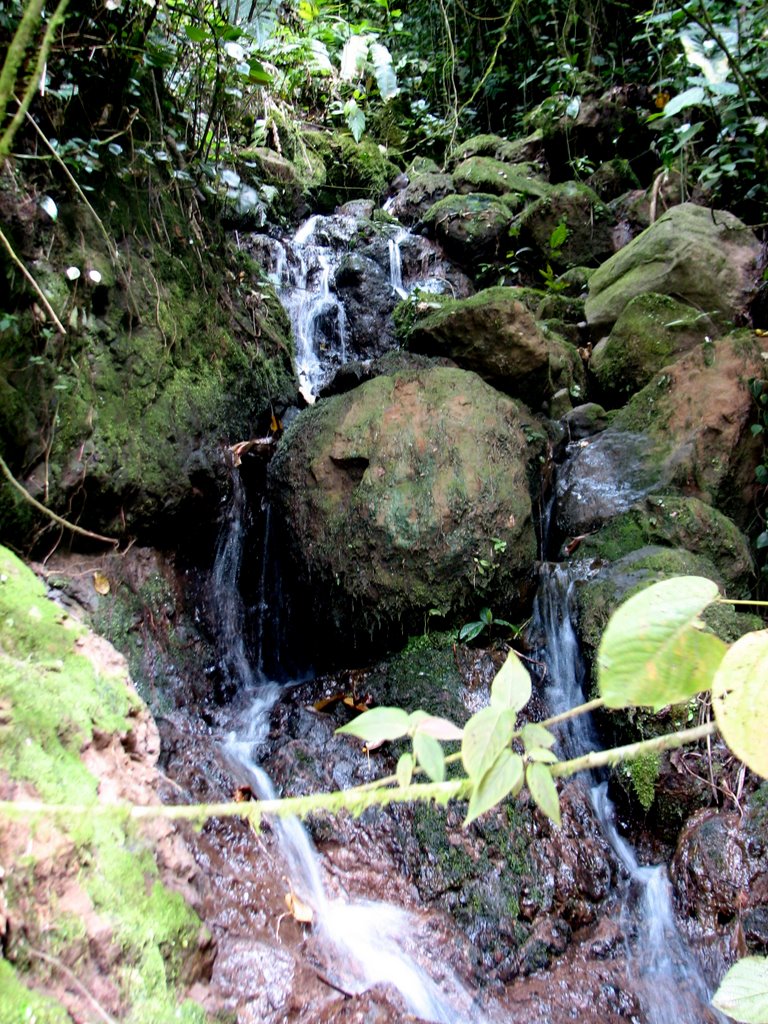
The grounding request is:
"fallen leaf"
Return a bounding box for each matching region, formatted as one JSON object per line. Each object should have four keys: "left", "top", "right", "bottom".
{"left": 285, "top": 889, "right": 313, "bottom": 924}
{"left": 92, "top": 571, "right": 110, "bottom": 595}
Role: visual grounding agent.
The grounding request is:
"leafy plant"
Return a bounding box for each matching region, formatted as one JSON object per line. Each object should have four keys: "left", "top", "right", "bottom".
{"left": 457, "top": 606, "right": 518, "bottom": 643}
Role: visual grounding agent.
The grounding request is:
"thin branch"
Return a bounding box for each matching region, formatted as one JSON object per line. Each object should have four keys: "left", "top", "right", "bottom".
{"left": 26, "top": 946, "right": 119, "bottom": 1024}
{"left": 0, "top": 224, "right": 66, "bottom": 333}
{"left": 0, "top": 453, "right": 119, "bottom": 547}
{"left": 551, "top": 720, "right": 718, "bottom": 779}
{"left": 0, "top": 0, "right": 70, "bottom": 162}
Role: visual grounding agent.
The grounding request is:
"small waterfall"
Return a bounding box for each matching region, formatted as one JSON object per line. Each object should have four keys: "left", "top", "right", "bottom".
{"left": 212, "top": 459, "right": 482, "bottom": 1024}
{"left": 534, "top": 564, "right": 725, "bottom": 1024}
{"left": 388, "top": 228, "right": 408, "bottom": 299}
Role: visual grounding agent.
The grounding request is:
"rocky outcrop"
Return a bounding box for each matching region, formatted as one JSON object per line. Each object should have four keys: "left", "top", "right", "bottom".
{"left": 405, "top": 286, "right": 584, "bottom": 409}
{"left": 452, "top": 157, "right": 549, "bottom": 201}
{"left": 268, "top": 365, "right": 539, "bottom": 653}
{"left": 386, "top": 171, "right": 455, "bottom": 225}
{"left": 585, "top": 203, "right": 761, "bottom": 331}
{"left": 419, "top": 192, "right": 516, "bottom": 266}
{"left": 513, "top": 181, "right": 616, "bottom": 272}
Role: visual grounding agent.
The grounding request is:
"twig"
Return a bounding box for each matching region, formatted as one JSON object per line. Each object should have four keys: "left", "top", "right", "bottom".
{"left": 0, "top": 453, "right": 119, "bottom": 547}
{"left": 0, "top": 225, "right": 66, "bottom": 333}
{"left": 551, "top": 721, "right": 717, "bottom": 779}
{"left": 26, "top": 944, "right": 119, "bottom": 1024}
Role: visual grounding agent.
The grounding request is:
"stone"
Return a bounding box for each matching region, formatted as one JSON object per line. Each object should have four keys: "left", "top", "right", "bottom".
{"left": 513, "top": 181, "right": 616, "bottom": 272}
{"left": 590, "top": 292, "right": 720, "bottom": 402}
{"left": 452, "top": 157, "right": 549, "bottom": 200}
{"left": 585, "top": 203, "right": 761, "bottom": 331}
{"left": 385, "top": 171, "right": 455, "bottom": 225}
{"left": 405, "top": 286, "right": 585, "bottom": 409}
{"left": 267, "top": 365, "right": 538, "bottom": 653}
{"left": 420, "top": 192, "right": 516, "bottom": 266}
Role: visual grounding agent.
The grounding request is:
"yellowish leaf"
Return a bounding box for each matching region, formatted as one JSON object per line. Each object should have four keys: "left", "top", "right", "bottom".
{"left": 93, "top": 571, "right": 110, "bottom": 595}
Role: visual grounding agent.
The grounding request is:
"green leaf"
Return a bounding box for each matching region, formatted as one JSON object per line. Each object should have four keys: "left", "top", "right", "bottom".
{"left": 461, "top": 706, "right": 515, "bottom": 783}
{"left": 340, "top": 34, "right": 369, "bottom": 81}
{"left": 414, "top": 732, "right": 445, "bottom": 782}
{"left": 712, "top": 956, "right": 768, "bottom": 1022}
{"left": 711, "top": 630, "right": 768, "bottom": 779}
{"left": 661, "top": 85, "right": 706, "bottom": 118}
{"left": 549, "top": 219, "right": 568, "bottom": 250}
{"left": 336, "top": 706, "right": 410, "bottom": 743}
{"left": 413, "top": 715, "right": 463, "bottom": 741}
{"left": 370, "top": 41, "right": 398, "bottom": 100}
{"left": 458, "top": 620, "right": 485, "bottom": 642}
{"left": 480, "top": 607, "right": 493, "bottom": 624}
{"left": 343, "top": 99, "right": 366, "bottom": 142}
{"left": 526, "top": 762, "right": 561, "bottom": 826}
{"left": 520, "top": 722, "right": 556, "bottom": 751}
{"left": 465, "top": 751, "right": 523, "bottom": 825}
{"left": 526, "top": 747, "right": 558, "bottom": 764}
{"left": 597, "top": 576, "right": 725, "bottom": 710}
{"left": 396, "top": 752, "right": 414, "bottom": 788}
{"left": 184, "top": 25, "right": 209, "bottom": 42}
{"left": 490, "top": 650, "right": 532, "bottom": 714}
{"left": 247, "top": 58, "right": 272, "bottom": 86}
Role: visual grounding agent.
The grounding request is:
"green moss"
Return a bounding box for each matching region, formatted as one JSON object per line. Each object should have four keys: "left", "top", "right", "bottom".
{"left": 625, "top": 751, "right": 660, "bottom": 811}
{"left": 0, "top": 547, "right": 137, "bottom": 804}
{"left": 0, "top": 960, "right": 71, "bottom": 1024}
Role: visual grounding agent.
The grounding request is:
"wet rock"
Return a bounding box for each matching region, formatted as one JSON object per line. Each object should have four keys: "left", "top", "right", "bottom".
{"left": 561, "top": 402, "right": 610, "bottom": 440}
{"left": 405, "top": 286, "right": 584, "bottom": 409}
{"left": 590, "top": 292, "right": 720, "bottom": 402}
{"left": 555, "top": 431, "right": 668, "bottom": 535}
{"left": 334, "top": 252, "right": 399, "bottom": 356}
{"left": 267, "top": 365, "right": 538, "bottom": 654}
{"left": 585, "top": 203, "right": 761, "bottom": 331}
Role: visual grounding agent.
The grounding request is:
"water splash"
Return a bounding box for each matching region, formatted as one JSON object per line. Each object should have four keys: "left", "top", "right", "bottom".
{"left": 388, "top": 227, "right": 409, "bottom": 299}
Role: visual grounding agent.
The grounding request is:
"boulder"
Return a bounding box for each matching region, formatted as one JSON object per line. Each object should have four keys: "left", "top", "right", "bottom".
{"left": 386, "top": 171, "right": 455, "bottom": 225}
{"left": 585, "top": 203, "right": 761, "bottom": 332}
{"left": 267, "top": 366, "right": 538, "bottom": 653}
{"left": 610, "top": 331, "right": 765, "bottom": 528}
{"left": 590, "top": 292, "right": 719, "bottom": 402}
{"left": 333, "top": 252, "right": 399, "bottom": 357}
{"left": 405, "top": 286, "right": 584, "bottom": 409}
{"left": 450, "top": 132, "right": 548, "bottom": 171}
{"left": 452, "top": 157, "right": 549, "bottom": 200}
{"left": 513, "top": 182, "right": 616, "bottom": 272}
{"left": 420, "top": 192, "right": 516, "bottom": 266}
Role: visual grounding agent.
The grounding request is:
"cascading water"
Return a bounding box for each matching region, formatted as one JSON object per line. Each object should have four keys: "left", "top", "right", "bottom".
{"left": 534, "top": 563, "right": 725, "bottom": 1024}
{"left": 212, "top": 458, "right": 482, "bottom": 1024}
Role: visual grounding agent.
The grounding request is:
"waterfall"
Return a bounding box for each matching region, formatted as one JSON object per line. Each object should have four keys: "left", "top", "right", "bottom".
{"left": 212, "top": 459, "right": 482, "bottom": 1024}
{"left": 388, "top": 228, "right": 408, "bottom": 299}
{"left": 534, "top": 563, "right": 726, "bottom": 1024}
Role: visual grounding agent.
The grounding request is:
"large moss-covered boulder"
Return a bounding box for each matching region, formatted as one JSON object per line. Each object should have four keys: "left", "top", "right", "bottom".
{"left": 513, "top": 181, "right": 615, "bottom": 271}
{"left": 590, "top": 292, "right": 719, "bottom": 402}
{"left": 450, "top": 132, "right": 548, "bottom": 169}
{"left": 452, "top": 157, "right": 549, "bottom": 200}
{"left": 300, "top": 130, "right": 401, "bottom": 211}
{"left": 268, "top": 366, "right": 538, "bottom": 653}
{"left": 420, "top": 192, "right": 515, "bottom": 266}
{"left": 405, "top": 286, "right": 584, "bottom": 409}
{"left": 585, "top": 203, "right": 761, "bottom": 331}
{"left": 610, "top": 331, "right": 765, "bottom": 528}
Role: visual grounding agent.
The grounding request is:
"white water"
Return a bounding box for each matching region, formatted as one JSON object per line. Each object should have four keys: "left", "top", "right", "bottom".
{"left": 388, "top": 227, "right": 409, "bottom": 299}
{"left": 534, "top": 564, "right": 724, "bottom": 1024}
{"left": 213, "top": 464, "right": 481, "bottom": 1024}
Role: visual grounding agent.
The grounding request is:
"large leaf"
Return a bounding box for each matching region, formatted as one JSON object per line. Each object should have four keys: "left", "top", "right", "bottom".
{"left": 712, "top": 630, "right": 768, "bottom": 779}
{"left": 461, "top": 706, "right": 515, "bottom": 783}
{"left": 370, "top": 42, "right": 398, "bottom": 100}
{"left": 490, "top": 650, "right": 532, "bottom": 714}
{"left": 413, "top": 715, "right": 463, "bottom": 741}
{"left": 465, "top": 751, "right": 523, "bottom": 825}
{"left": 343, "top": 99, "right": 365, "bottom": 142}
{"left": 597, "top": 576, "right": 725, "bottom": 710}
{"left": 336, "top": 706, "right": 410, "bottom": 743}
{"left": 712, "top": 956, "right": 768, "bottom": 1022}
{"left": 526, "top": 762, "right": 561, "bottom": 826}
{"left": 414, "top": 732, "right": 445, "bottom": 782}
{"left": 340, "top": 34, "right": 368, "bottom": 81}
{"left": 661, "top": 85, "right": 706, "bottom": 118}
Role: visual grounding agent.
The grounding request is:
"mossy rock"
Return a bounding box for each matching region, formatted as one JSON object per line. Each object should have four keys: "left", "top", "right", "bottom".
{"left": 576, "top": 495, "right": 754, "bottom": 595}
{"left": 405, "top": 285, "right": 584, "bottom": 410}
{"left": 420, "top": 192, "right": 516, "bottom": 267}
{"left": 452, "top": 157, "right": 549, "bottom": 200}
{"left": 513, "top": 181, "right": 615, "bottom": 272}
{"left": 0, "top": 231, "right": 296, "bottom": 546}
{"left": 300, "top": 130, "right": 401, "bottom": 210}
{"left": 0, "top": 547, "right": 213, "bottom": 1022}
{"left": 609, "top": 331, "right": 765, "bottom": 528}
{"left": 267, "top": 365, "right": 538, "bottom": 658}
{"left": 450, "top": 132, "right": 547, "bottom": 170}
{"left": 585, "top": 203, "right": 761, "bottom": 332}
{"left": 590, "top": 292, "right": 720, "bottom": 402}
{"left": 386, "top": 171, "right": 455, "bottom": 225}
{"left": 585, "top": 159, "right": 641, "bottom": 202}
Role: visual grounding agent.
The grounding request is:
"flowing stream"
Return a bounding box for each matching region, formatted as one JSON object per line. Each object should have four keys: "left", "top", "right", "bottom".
{"left": 213, "top": 463, "right": 481, "bottom": 1024}
{"left": 534, "top": 563, "right": 724, "bottom": 1024}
